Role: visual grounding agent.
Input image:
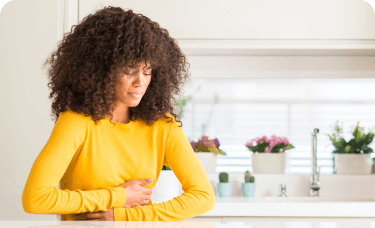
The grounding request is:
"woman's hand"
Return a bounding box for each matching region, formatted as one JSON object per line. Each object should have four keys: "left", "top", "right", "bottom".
{"left": 120, "top": 178, "right": 153, "bottom": 208}
{"left": 70, "top": 178, "right": 153, "bottom": 220}
{"left": 75, "top": 208, "right": 114, "bottom": 221}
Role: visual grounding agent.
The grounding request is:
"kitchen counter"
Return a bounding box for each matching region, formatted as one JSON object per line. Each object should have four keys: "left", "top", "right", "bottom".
{"left": 200, "top": 196, "right": 375, "bottom": 217}
{"left": 3, "top": 220, "right": 375, "bottom": 228}
{"left": 152, "top": 196, "right": 375, "bottom": 218}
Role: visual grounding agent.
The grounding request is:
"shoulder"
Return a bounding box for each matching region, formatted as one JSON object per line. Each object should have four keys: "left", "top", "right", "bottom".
{"left": 59, "top": 109, "right": 84, "bottom": 119}
{"left": 151, "top": 113, "right": 181, "bottom": 133}
{"left": 163, "top": 113, "right": 181, "bottom": 128}
{"left": 52, "top": 109, "right": 87, "bottom": 141}
{"left": 57, "top": 109, "right": 86, "bottom": 127}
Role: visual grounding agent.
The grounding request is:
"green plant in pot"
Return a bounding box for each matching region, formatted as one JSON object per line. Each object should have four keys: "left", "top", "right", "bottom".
{"left": 241, "top": 170, "right": 256, "bottom": 197}
{"left": 245, "top": 135, "right": 294, "bottom": 174}
{"left": 190, "top": 136, "right": 226, "bottom": 174}
{"left": 190, "top": 135, "right": 227, "bottom": 155}
{"left": 217, "top": 172, "right": 232, "bottom": 197}
{"left": 326, "top": 121, "right": 375, "bottom": 175}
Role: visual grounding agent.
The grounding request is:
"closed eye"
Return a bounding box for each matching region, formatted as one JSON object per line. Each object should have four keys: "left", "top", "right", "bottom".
{"left": 123, "top": 71, "right": 151, "bottom": 76}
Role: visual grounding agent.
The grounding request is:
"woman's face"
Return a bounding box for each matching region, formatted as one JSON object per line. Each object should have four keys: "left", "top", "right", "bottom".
{"left": 115, "top": 62, "right": 152, "bottom": 107}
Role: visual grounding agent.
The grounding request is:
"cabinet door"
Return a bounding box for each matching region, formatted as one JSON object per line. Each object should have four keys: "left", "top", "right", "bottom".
{"left": 78, "top": 0, "right": 374, "bottom": 40}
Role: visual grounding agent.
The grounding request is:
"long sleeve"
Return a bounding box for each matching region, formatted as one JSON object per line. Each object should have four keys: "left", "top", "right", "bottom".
{"left": 22, "top": 111, "right": 127, "bottom": 215}
{"left": 113, "top": 118, "right": 216, "bottom": 221}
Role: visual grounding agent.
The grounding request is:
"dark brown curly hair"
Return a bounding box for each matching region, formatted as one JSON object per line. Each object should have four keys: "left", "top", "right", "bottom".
{"left": 42, "top": 6, "right": 191, "bottom": 127}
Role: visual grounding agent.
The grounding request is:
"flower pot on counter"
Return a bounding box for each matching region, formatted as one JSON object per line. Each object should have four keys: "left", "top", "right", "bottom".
{"left": 195, "top": 152, "right": 218, "bottom": 174}
{"left": 251, "top": 152, "right": 287, "bottom": 174}
{"left": 334, "top": 153, "right": 372, "bottom": 175}
{"left": 217, "top": 183, "right": 232, "bottom": 197}
{"left": 153, "top": 170, "right": 182, "bottom": 198}
{"left": 241, "top": 183, "right": 256, "bottom": 197}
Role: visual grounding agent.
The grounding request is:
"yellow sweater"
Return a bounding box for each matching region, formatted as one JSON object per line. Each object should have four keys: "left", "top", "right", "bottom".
{"left": 22, "top": 110, "right": 215, "bottom": 221}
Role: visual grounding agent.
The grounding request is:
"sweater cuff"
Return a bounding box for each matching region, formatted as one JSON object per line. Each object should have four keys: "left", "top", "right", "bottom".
{"left": 114, "top": 207, "right": 127, "bottom": 221}
{"left": 109, "top": 186, "right": 127, "bottom": 208}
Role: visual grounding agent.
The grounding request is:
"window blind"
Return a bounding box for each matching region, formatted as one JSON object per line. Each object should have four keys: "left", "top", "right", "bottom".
{"left": 179, "top": 78, "right": 375, "bottom": 174}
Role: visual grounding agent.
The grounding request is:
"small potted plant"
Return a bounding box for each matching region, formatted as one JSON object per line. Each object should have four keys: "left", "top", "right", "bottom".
{"left": 217, "top": 172, "right": 232, "bottom": 197}
{"left": 372, "top": 158, "right": 375, "bottom": 174}
{"left": 245, "top": 135, "right": 294, "bottom": 174}
{"left": 153, "top": 165, "right": 182, "bottom": 199}
{"left": 190, "top": 135, "right": 227, "bottom": 174}
{"left": 241, "top": 170, "right": 256, "bottom": 197}
{"left": 326, "top": 121, "right": 375, "bottom": 175}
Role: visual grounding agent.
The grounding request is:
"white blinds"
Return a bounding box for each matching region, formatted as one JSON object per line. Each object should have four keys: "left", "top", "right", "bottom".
{"left": 179, "top": 78, "right": 375, "bottom": 174}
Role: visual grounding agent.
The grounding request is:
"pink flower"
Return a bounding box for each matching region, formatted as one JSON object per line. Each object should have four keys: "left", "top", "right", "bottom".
{"left": 265, "top": 146, "right": 271, "bottom": 153}
{"left": 246, "top": 140, "right": 254, "bottom": 147}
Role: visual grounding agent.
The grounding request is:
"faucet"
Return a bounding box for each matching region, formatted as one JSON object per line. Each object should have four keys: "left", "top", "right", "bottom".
{"left": 278, "top": 184, "right": 287, "bottom": 197}
{"left": 310, "top": 128, "right": 321, "bottom": 197}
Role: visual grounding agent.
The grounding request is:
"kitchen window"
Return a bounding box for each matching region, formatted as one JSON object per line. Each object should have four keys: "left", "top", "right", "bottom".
{"left": 180, "top": 78, "right": 375, "bottom": 174}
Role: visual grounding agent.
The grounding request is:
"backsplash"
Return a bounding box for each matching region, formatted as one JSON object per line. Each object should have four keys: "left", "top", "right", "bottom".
{"left": 206, "top": 174, "right": 375, "bottom": 198}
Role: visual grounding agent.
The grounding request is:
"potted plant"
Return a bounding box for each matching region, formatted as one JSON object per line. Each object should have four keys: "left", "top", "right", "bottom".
{"left": 241, "top": 170, "right": 256, "bottom": 197}
{"left": 245, "top": 135, "right": 294, "bottom": 174}
{"left": 190, "top": 135, "right": 227, "bottom": 174}
{"left": 326, "top": 121, "right": 375, "bottom": 175}
{"left": 153, "top": 165, "right": 182, "bottom": 199}
{"left": 217, "top": 172, "right": 232, "bottom": 197}
{"left": 372, "top": 158, "right": 375, "bottom": 174}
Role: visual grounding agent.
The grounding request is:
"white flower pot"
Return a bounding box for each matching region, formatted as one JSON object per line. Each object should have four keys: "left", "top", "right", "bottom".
{"left": 153, "top": 170, "right": 182, "bottom": 198}
{"left": 195, "top": 152, "right": 218, "bottom": 174}
{"left": 334, "top": 153, "right": 372, "bottom": 175}
{"left": 252, "top": 152, "right": 287, "bottom": 174}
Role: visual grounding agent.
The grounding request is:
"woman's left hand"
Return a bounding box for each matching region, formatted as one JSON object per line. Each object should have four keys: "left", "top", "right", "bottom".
{"left": 75, "top": 208, "right": 114, "bottom": 221}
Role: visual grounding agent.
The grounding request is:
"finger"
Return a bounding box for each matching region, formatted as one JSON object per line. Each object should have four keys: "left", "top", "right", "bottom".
{"left": 142, "top": 199, "right": 150, "bottom": 205}
{"left": 139, "top": 178, "right": 153, "bottom": 186}
{"left": 145, "top": 187, "right": 152, "bottom": 195}
{"left": 81, "top": 212, "right": 100, "bottom": 219}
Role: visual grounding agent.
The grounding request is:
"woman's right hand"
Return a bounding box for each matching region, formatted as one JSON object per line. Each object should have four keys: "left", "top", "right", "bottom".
{"left": 119, "top": 178, "right": 153, "bottom": 208}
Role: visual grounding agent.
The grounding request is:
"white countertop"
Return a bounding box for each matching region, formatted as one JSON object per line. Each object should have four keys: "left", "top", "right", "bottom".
{"left": 3, "top": 220, "right": 375, "bottom": 228}
{"left": 194, "top": 196, "right": 375, "bottom": 217}
{"left": 153, "top": 196, "right": 375, "bottom": 217}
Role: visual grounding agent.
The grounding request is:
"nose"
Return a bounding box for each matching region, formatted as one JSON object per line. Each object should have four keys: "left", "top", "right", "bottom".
{"left": 133, "top": 71, "right": 146, "bottom": 86}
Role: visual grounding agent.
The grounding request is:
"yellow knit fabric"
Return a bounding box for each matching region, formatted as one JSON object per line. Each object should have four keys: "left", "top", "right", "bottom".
{"left": 22, "top": 109, "right": 215, "bottom": 221}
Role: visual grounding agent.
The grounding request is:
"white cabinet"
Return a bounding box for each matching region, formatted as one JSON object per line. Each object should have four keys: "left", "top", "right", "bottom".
{"left": 74, "top": 0, "right": 375, "bottom": 55}
{"left": 78, "top": 0, "right": 375, "bottom": 40}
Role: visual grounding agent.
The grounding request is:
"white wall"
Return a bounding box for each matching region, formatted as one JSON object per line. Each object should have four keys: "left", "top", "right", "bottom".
{"left": 0, "top": 0, "right": 58, "bottom": 221}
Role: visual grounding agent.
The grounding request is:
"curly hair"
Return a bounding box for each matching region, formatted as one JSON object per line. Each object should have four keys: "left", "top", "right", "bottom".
{"left": 42, "top": 6, "right": 191, "bottom": 127}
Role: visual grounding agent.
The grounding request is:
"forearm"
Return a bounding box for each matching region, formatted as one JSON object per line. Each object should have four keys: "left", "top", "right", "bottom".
{"left": 113, "top": 189, "right": 215, "bottom": 221}
{"left": 22, "top": 184, "right": 127, "bottom": 214}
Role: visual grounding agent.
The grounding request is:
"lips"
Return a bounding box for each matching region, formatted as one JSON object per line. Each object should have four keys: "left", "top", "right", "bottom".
{"left": 128, "top": 91, "right": 141, "bottom": 95}
{"left": 128, "top": 92, "right": 142, "bottom": 99}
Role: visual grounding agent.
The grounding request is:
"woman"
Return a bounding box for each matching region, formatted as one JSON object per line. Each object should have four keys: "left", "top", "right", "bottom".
{"left": 22, "top": 6, "right": 215, "bottom": 221}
